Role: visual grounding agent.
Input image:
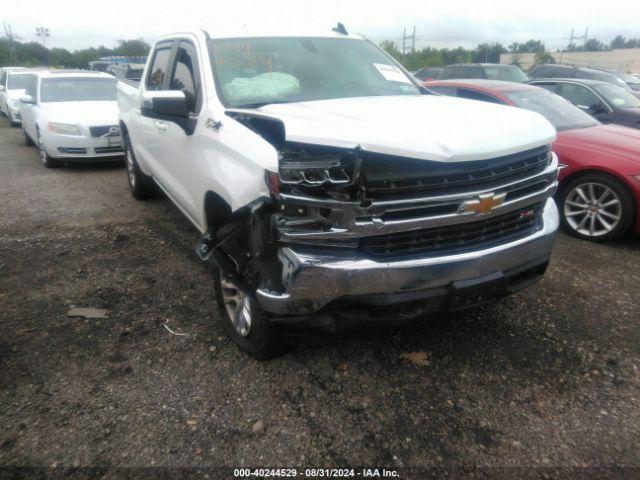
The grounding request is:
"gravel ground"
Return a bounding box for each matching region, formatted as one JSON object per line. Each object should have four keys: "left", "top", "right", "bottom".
{"left": 1, "top": 119, "right": 639, "bottom": 478}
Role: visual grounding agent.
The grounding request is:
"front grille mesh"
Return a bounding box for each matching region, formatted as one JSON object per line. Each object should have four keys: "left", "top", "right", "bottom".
{"left": 361, "top": 203, "right": 544, "bottom": 259}
{"left": 362, "top": 146, "right": 550, "bottom": 200}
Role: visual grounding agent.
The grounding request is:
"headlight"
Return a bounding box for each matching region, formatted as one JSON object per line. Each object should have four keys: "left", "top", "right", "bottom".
{"left": 47, "top": 122, "right": 82, "bottom": 135}
{"left": 278, "top": 151, "right": 355, "bottom": 187}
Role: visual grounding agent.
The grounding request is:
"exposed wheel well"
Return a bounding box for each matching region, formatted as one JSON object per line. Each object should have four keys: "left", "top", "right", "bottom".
{"left": 204, "top": 191, "right": 234, "bottom": 233}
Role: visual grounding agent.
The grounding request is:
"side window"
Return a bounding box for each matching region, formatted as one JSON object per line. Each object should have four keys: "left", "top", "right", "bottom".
{"left": 559, "top": 84, "right": 603, "bottom": 110}
{"left": 440, "top": 67, "right": 462, "bottom": 80}
{"left": 146, "top": 44, "right": 173, "bottom": 91}
{"left": 169, "top": 41, "right": 201, "bottom": 113}
{"left": 534, "top": 83, "right": 559, "bottom": 94}
{"left": 0, "top": 71, "right": 6, "bottom": 88}
{"left": 456, "top": 88, "right": 502, "bottom": 104}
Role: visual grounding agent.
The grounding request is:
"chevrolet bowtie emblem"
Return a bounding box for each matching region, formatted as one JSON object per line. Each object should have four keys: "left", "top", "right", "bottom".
{"left": 458, "top": 192, "right": 506, "bottom": 215}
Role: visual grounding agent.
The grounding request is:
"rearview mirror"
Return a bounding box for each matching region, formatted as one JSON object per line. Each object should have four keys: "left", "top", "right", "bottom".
{"left": 20, "top": 95, "right": 35, "bottom": 104}
{"left": 141, "top": 91, "right": 189, "bottom": 119}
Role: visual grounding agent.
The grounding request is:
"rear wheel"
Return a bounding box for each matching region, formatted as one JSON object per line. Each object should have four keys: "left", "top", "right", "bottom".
{"left": 214, "top": 269, "right": 285, "bottom": 360}
{"left": 559, "top": 173, "right": 634, "bottom": 241}
{"left": 125, "top": 133, "right": 157, "bottom": 199}
{"left": 37, "top": 130, "right": 59, "bottom": 168}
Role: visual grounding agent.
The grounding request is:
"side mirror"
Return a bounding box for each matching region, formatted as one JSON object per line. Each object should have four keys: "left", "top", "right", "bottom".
{"left": 141, "top": 90, "right": 189, "bottom": 119}
{"left": 20, "top": 95, "right": 35, "bottom": 105}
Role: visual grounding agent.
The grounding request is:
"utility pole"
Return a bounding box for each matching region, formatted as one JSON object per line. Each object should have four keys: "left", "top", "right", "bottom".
{"left": 584, "top": 27, "right": 589, "bottom": 48}
{"left": 559, "top": 28, "right": 574, "bottom": 64}
{"left": 411, "top": 25, "right": 416, "bottom": 52}
{"left": 402, "top": 27, "right": 406, "bottom": 62}
{"left": 3, "top": 22, "right": 20, "bottom": 64}
{"left": 36, "top": 26, "right": 50, "bottom": 48}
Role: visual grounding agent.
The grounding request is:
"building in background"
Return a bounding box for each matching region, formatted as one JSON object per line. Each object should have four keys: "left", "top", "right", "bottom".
{"left": 500, "top": 48, "right": 640, "bottom": 73}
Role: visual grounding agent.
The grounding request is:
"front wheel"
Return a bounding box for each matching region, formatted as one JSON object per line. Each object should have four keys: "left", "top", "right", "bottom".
{"left": 214, "top": 269, "right": 285, "bottom": 360}
{"left": 125, "top": 134, "right": 157, "bottom": 200}
{"left": 37, "top": 131, "right": 59, "bottom": 168}
{"left": 559, "top": 173, "right": 635, "bottom": 241}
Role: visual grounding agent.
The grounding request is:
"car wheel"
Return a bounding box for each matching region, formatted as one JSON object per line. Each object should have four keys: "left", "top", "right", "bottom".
{"left": 214, "top": 268, "right": 285, "bottom": 360}
{"left": 22, "top": 124, "right": 34, "bottom": 146}
{"left": 560, "top": 173, "right": 635, "bottom": 241}
{"left": 37, "top": 130, "right": 59, "bottom": 168}
{"left": 124, "top": 134, "right": 157, "bottom": 200}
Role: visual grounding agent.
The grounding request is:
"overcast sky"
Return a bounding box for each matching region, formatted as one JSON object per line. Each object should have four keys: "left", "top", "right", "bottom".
{"left": 4, "top": 0, "right": 640, "bottom": 52}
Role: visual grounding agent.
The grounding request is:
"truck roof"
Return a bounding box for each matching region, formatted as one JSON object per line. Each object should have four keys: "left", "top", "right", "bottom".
{"left": 157, "top": 27, "right": 364, "bottom": 42}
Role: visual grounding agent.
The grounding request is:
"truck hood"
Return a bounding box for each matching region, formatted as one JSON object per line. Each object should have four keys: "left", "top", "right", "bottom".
{"left": 40, "top": 101, "right": 119, "bottom": 125}
{"left": 238, "top": 95, "right": 556, "bottom": 162}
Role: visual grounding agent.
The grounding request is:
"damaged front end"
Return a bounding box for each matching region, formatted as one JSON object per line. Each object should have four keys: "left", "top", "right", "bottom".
{"left": 197, "top": 111, "right": 559, "bottom": 321}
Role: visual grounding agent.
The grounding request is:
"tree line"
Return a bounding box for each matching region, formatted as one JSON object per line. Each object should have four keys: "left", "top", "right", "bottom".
{"left": 0, "top": 38, "right": 150, "bottom": 68}
{"left": 1, "top": 33, "right": 639, "bottom": 70}
{"left": 380, "top": 35, "right": 640, "bottom": 71}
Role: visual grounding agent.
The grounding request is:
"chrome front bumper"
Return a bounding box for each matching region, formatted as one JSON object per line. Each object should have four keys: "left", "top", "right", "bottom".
{"left": 257, "top": 197, "right": 559, "bottom": 315}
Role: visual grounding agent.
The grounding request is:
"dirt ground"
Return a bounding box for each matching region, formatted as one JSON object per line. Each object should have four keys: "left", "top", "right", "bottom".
{"left": 1, "top": 118, "right": 639, "bottom": 478}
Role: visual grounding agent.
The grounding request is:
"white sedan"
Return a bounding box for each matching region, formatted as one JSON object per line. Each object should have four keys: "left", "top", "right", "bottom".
{"left": 19, "top": 70, "right": 124, "bottom": 168}
{"left": 0, "top": 67, "right": 29, "bottom": 126}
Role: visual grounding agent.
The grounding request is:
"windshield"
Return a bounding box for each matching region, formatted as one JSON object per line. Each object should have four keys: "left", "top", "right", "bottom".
{"left": 208, "top": 37, "right": 421, "bottom": 108}
{"left": 594, "top": 84, "right": 640, "bottom": 108}
{"left": 7, "top": 74, "right": 33, "bottom": 90}
{"left": 483, "top": 66, "right": 529, "bottom": 82}
{"left": 505, "top": 88, "right": 597, "bottom": 131}
{"left": 589, "top": 71, "right": 632, "bottom": 91}
{"left": 40, "top": 77, "right": 117, "bottom": 103}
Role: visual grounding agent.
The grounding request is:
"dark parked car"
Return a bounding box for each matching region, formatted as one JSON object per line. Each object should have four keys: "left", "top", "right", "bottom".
{"left": 438, "top": 63, "right": 529, "bottom": 82}
{"left": 529, "top": 78, "right": 640, "bottom": 129}
{"left": 412, "top": 67, "right": 443, "bottom": 82}
{"left": 529, "top": 64, "right": 634, "bottom": 92}
{"left": 592, "top": 68, "right": 640, "bottom": 95}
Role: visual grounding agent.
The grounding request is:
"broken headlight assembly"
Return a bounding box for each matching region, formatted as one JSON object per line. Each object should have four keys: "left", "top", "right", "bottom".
{"left": 277, "top": 149, "right": 359, "bottom": 190}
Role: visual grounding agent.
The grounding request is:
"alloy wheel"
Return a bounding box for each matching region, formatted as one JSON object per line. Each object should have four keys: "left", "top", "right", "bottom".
{"left": 564, "top": 182, "right": 622, "bottom": 237}
{"left": 220, "top": 277, "right": 252, "bottom": 337}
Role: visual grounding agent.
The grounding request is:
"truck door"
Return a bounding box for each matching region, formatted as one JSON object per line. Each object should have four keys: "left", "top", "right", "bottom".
{"left": 135, "top": 41, "right": 175, "bottom": 177}
{"left": 153, "top": 39, "right": 205, "bottom": 223}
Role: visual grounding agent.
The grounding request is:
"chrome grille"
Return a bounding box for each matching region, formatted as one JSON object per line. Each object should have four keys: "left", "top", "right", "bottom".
{"left": 361, "top": 203, "right": 544, "bottom": 259}
{"left": 361, "top": 145, "right": 550, "bottom": 200}
{"left": 89, "top": 125, "right": 119, "bottom": 137}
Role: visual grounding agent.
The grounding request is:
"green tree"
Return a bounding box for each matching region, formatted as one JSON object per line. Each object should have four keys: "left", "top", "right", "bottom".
{"left": 114, "top": 39, "right": 150, "bottom": 57}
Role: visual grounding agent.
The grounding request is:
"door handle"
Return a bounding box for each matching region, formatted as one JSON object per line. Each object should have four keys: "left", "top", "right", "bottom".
{"left": 155, "top": 121, "right": 167, "bottom": 132}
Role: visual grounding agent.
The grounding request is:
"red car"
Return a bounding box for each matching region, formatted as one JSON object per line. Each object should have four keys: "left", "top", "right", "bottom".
{"left": 425, "top": 79, "right": 640, "bottom": 242}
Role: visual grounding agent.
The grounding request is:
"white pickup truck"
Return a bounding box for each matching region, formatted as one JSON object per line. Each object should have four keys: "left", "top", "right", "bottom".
{"left": 118, "top": 26, "right": 560, "bottom": 359}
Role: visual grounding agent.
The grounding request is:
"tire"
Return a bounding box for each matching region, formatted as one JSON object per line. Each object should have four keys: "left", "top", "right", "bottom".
{"left": 37, "top": 130, "right": 60, "bottom": 168}
{"left": 559, "top": 173, "right": 635, "bottom": 242}
{"left": 214, "top": 268, "right": 285, "bottom": 360}
{"left": 23, "top": 124, "right": 34, "bottom": 146}
{"left": 124, "top": 133, "right": 157, "bottom": 200}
